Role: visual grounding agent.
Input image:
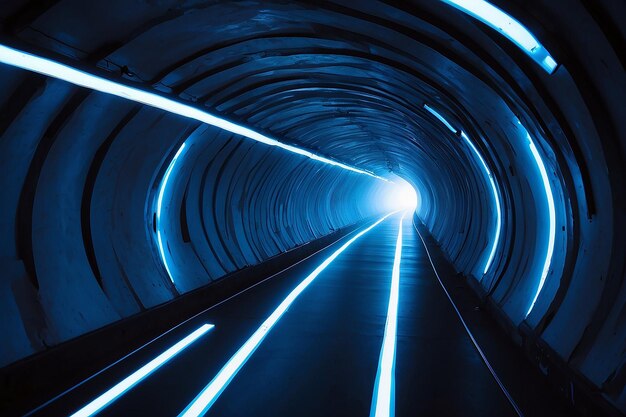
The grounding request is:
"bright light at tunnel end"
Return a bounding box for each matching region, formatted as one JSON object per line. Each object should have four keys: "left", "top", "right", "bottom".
{"left": 0, "top": 44, "right": 387, "bottom": 182}
{"left": 424, "top": 104, "right": 457, "bottom": 134}
{"left": 383, "top": 181, "right": 419, "bottom": 212}
{"left": 156, "top": 142, "right": 188, "bottom": 285}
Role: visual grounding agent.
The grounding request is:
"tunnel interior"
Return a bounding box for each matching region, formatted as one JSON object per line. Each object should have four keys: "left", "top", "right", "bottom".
{"left": 0, "top": 1, "right": 625, "bottom": 416}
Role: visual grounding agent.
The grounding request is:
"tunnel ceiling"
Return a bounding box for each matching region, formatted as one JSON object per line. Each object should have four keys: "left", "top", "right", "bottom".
{"left": 1, "top": 0, "right": 594, "bottom": 180}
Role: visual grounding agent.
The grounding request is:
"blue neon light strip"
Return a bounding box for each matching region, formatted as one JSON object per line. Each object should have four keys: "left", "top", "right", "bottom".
{"left": 156, "top": 142, "right": 187, "bottom": 284}
{"left": 439, "top": 0, "right": 558, "bottom": 74}
{"left": 370, "top": 214, "right": 404, "bottom": 417}
{"left": 424, "top": 104, "right": 502, "bottom": 276}
{"left": 460, "top": 132, "right": 502, "bottom": 275}
{"left": 424, "top": 104, "right": 457, "bottom": 133}
{"left": 525, "top": 131, "right": 556, "bottom": 316}
{"left": 178, "top": 213, "right": 395, "bottom": 417}
{"left": 0, "top": 44, "right": 386, "bottom": 181}
{"left": 70, "top": 324, "right": 214, "bottom": 417}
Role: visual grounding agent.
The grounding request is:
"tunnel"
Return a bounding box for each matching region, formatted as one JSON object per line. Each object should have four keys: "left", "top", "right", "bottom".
{"left": 0, "top": 0, "right": 624, "bottom": 416}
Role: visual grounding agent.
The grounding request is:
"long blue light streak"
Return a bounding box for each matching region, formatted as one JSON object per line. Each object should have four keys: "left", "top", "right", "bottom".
{"left": 439, "top": 0, "right": 558, "bottom": 74}
{"left": 156, "top": 142, "right": 187, "bottom": 284}
{"left": 424, "top": 104, "right": 502, "bottom": 276}
{"left": 460, "top": 132, "right": 502, "bottom": 275}
{"left": 370, "top": 214, "right": 404, "bottom": 417}
{"left": 424, "top": 104, "right": 457, "bottom": 133}
{"left": 0, "top": 44, "right": 386, "bottom": 181}
{"left": 178, "top": 213, "right": 395, "bottom": 417}
{"left": 70, "top": 324, "right": 214, "bottom": 417}
{"left": 525, "top": 130, "right": 556, "bottom": 317}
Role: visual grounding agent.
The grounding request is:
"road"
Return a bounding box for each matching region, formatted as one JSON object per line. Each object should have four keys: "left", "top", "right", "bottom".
{"left": 31, "top": 212, "right": 517, "bottom": 417}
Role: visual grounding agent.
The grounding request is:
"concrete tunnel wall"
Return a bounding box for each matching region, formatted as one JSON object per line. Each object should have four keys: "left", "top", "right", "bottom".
{"left": 0, "top": 70, "right": 393, "bottom": 363}
{"left": 0, "top": 0, "right": 624, "bottom": 413}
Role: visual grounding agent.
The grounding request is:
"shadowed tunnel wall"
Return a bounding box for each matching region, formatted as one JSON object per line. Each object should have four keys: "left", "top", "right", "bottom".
{"left": 0, "top": 0, "right": 624, "bottom": 414}
{"left": 0, "top": 74, "right": 392, "bottom": 359}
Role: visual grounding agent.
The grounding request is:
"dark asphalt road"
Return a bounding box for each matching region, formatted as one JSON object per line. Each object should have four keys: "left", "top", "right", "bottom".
{"left": 33, "top": 213, "right": 517, "bottom": 417}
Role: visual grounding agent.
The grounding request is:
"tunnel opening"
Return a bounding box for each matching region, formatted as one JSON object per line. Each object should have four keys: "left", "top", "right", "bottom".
{"left": 377, "top": 176, "right": 420, "bottom": 213}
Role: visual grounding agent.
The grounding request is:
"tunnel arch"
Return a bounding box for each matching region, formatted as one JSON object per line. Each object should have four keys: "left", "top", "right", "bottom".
{"left": 0, "top": 0, "right": 624, "bottom": 414}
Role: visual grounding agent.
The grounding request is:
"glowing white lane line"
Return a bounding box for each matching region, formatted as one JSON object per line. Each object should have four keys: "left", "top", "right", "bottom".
{"left": 370, "top": 214, "right": 404, "bottom": 417}
{"left": 156, "top": 142, "right": 187, "bottom": 284}
{"left": 439, "top": 0, "right": 558, "bottom": 73}
{"left": 178, "top": 213, "right": 395, "bottom": 417}
{"left": 0, "top": 44, "right": 386, "bottom": 181}
{"left": 424, "top": 104, "right": 502, "bottom": 276}
{"left": 70, "top": 324, "right": 214, "bottom": 417}
{"left": 525, "top": 131, "right": 556, "bottom": 317}
{"left": 460, "top": 132, "right": 502, "bottom": 276}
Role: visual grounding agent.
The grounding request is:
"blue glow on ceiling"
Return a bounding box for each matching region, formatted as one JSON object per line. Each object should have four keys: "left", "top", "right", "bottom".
{"left": 440, "top": 0, "right": 558, "bottom": 74}
{"left": 424, "top": 104, "right": 502, "bottom": 276}
{"left": 70, "top": 324, "right": 214, "bottom": 417}
{"left": 178, "top": 213, "right": 395, "bottom": 417}
{"left": 0, "top": 44, "right": 387, "bottom": 181}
